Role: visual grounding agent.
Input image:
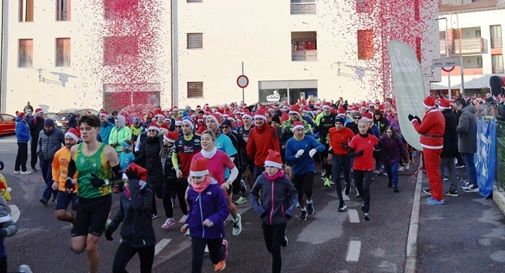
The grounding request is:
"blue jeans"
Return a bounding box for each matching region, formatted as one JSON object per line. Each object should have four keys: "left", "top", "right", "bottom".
{"left": 332, "top": 155, "right": 351, "bottom": 204}
{"left": 384, "top": 162, "right": 399, "bottom": 187}
{"left": 40, "top": 158, "right": 56, "bottom": 201}
{"left": 462, "top": 153, "right": 477, "bottom": 186}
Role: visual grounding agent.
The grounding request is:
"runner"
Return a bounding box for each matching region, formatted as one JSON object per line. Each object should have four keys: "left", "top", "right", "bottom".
{"left": 192, "top": 130, "right": 242, "bottom": 236}
{"left": 181, "top": 157, "right": 229, "bottom": 273}
{"left": 38, "top": 118, "right": 65, "bottom": 205}
{"left": 51, "top": 128, "right": 80, "bottom": 222}
{"left": 284, "top": 121, "right": 325, "bottom": 221}
{"left": 68, "top": 115, "right": 121, "bottom": 273}
{"left": 315, "top": 104, "right": 336, "bottom": 188}
{"left": 250, "top": 149, "right": 297, "bottom": 273}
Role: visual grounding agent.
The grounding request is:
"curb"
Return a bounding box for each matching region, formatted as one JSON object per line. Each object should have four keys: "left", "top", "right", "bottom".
{"left": 493, "top": 186, "right": 505, "bottom": 216}
{"left": 404, "top": 167, "right": 423, "bottom": 273}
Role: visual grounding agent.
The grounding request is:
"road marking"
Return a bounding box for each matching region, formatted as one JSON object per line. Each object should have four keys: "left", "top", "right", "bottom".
{"left": 348, "top": 209, "right": 360, "bottom": 223}
{"left": 346, "top": 240, "right": 361, "bottom": 262}
{"left": 154, "top": 238, "right": 172, "bottom": 256}
{"left": 405, "top": 162, "right": 423, "bottom": 273}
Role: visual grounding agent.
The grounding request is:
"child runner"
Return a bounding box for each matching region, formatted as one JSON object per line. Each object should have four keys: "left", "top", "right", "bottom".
{"left": 181, "top": 157, "right": 229, "bottom": 273}
{"left": 250, "top": 149, "right": 297, "bottom": 273}
{"left": 379, "top": 126, "right": 408, "bottom": 192}
{"left": 349, "top": 119, "right": 378, "bottom": 221}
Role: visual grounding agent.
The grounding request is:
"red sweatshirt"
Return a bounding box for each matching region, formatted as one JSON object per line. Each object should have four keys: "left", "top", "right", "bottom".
{"left": 328, "top": 127, "right": 355, "bottom": 155}
{"left": 246, "top": 124, "right": 281, "bottom": 167}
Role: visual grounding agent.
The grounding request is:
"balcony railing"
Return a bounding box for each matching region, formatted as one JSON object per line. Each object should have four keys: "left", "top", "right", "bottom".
{"left": 491, "top": 38, "right": 503, "bottom": 49}
{"left": 453, "top": 38, "right": 484, "bottom": 54}
{"left": 292, "top": 50, "right": 317, "bottom": 61}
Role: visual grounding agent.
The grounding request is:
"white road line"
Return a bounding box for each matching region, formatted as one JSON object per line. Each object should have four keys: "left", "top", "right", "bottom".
{"left": 348, "top": 209, "right": 360, "bottom": 223}
{"left": 346, "top": 240, "right": 361, "bottom": 262}
{"left": 404, "top": 165, "right": 423, "bottom": 273}
{"left": 154, "top": 238, "right": 172, "bottom": 256}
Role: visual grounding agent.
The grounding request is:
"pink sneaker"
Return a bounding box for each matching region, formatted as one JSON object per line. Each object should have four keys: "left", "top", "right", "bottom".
{"left": 161, "top": 218, "right": 175, "bottom": 230}
{"left": 220, "top": 239, "right": 228, "bottom": 262}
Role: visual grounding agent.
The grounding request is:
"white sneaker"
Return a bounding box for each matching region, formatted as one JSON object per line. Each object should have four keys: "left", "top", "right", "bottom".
{"left": 13, "top": 171, "right": 21, "bottom": 174}
{"left": 232, "top": 213, "right": 242, "bottom": 236}
{"left": 20, "top": 170, "right": 32, "bottom": 175}
{"left": 179, "top": 214, "right": 188, "bottom": 223}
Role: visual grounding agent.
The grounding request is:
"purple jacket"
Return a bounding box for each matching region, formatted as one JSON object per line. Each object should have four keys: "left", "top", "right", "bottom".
{"left": 186, "top": 179, "right": 229, "bottom": 239}
{"left": 379, "top": 135, "right": 408, "bottom": 165}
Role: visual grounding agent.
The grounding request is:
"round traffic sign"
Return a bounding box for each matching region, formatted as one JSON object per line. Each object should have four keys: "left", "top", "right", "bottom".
{"left": 237, "top": 75, "right": 249, "bottom": 88}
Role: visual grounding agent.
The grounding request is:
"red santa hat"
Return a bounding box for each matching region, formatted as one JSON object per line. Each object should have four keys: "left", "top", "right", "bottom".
{"left": 189, "top": 157, "right": 209, "bottom": 177}
{"left": 264, "top": 149, "right": 283, "bottom": 169}
{"left": 164, "top": 131, "right": 178, "bottom": 143}
{"left": 156, "top": 114, "right": 165, "bottom": 121}
{"left": 175, "top": 117, "right": 183, "bottom": 126}
{"left": 254, "top": 108, "right": 267, "bottom": 120}
{"left": 35, "top": 108, "right": 43, "bottom": 114}
{"left": 292, "top": 121, "right": 304, "bottom": 132}
{"left": 99, "top": 110, "right": 109, "bottom": 117}
{"left": 242, "top": 113, "right": 252, "bottom": 120}
{"left": 182, "top": 118, "right": 194, "bottom": 129}
{"left": 147, "top": 122, "right": 160, "bottom": 131}
{"left": 439, "top": 98, "right": 451, "bottom": 110}
{"left": 206, "top": 113, "right": 221, "bottom": 125}
{"left": 363, "top": 112, "right": 373, "bottom": 121}
{"left": 125, "top": 163, "right": 148, "bottom": 181}
{"left": 322, "top": 104, "right": 331, "bottom": 110}
{"left": 423, "top": 96, "right": 436, "bottom": 108}
{"left": 289, "top": 105, "right": 300, "bottom": 115}
{"left": 337, "top": 107, "right": 346, "bottom": 115}
{"left": 196, "top": 126, "right": 207, "bottom": 136}
{"left": 65, "top": 128, "right": 80, "bottom": 142}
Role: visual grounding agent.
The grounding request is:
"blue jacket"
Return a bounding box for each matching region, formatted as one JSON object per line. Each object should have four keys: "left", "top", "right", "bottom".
{"left": 15, "top": 118, "right": 30, "bottom": 143}
{"left": 285, "top": 135, "right": 325, "bottom": 175}
{"left": 250, "top": 172, "right": 297, "bottom": 225}
{"left": 186, "top": 179, "right": 229, "bottom": 239}
{"left": 99, "top": 122, "right": 114, "bottom": 145}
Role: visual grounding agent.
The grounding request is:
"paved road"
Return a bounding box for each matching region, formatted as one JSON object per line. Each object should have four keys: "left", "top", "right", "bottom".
{"left": 0, "top": 135, "right": 418, "bottom": 273}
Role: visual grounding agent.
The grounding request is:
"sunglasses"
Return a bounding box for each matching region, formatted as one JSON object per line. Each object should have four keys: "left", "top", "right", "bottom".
{"left": 148, "top": 129, "right": 158, "bottom": 132}
{"left": 175, "top": 125, "right": 182, "bottom": 128}
{"left": 221, "top": 126, "right": 230, "bottom": 129}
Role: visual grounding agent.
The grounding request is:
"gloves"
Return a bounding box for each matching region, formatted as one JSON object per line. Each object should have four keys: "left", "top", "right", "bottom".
{"left": 295, "top": 149, "right": 304, "bottom": 159}
{"left": 65, "top": 178, "right": 74, "bottom": 192}
{"left": 408, "top": 114, "right": 415, "bottom": 121}
{"left": 355, "top": 150, "right": 365, "bottom": 157}
{"left": 105, "top": 228, "right": 113, "bottom": 241}
{"left": 414, "top": 116, "right": 421, "bottom": 123}
{"left": 90, "top": 174, "right": 107, "bottom": 188}
{"left": 309, "top": 148, "right": 317, "bottom": 158}
{"left": 340, "top": 142, "right": 349, "bottom": 150}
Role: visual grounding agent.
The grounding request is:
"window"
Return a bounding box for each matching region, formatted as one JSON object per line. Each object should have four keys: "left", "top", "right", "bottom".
{"left": 103, "top": 36, "right": 139, "bottom": 65}
{"left": 356, "top": 0, "right": 374, "bottom": 13}
{"left": 56, "top": 38, "right": 71, "bottom": 67}
{"left": 187, "top": 0, "right": 202, "bottom": 2}
{"left": 187, "top": 82, "right": 203, "bottom": 98}
{"left": 490, "top": 25, "right": 502, "bottom": 49}
{"left": 492, "top": 55, "right": 504, "bottom": 74}
{"left": 187, "top": 33, "right": 203, "bottom": 49}
{"left": 57, "top": 0, "right": 71, "bottom": 21}
{"left": 104, "top": 0, "right": 138, "bottom": 20}
{"left": 290, "top": 0, "right": 316, "bottom": 15}
{"left": 291, "top": 31, "right": 317, "bottom": 61}
{"left": 357, "top": 30, "right": 374, "bottom": 60}
{"left": 18, "top": 39, "right": 33, "bottom": 68}
{"left": 19, "top": 0, "right": 34, "bottom": 22}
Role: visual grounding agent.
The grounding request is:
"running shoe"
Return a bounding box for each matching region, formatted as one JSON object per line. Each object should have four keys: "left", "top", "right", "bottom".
{"left": 355, "top": 192, "right": 361, "bottom": 199}
{"left": 445, "top": 190, "right": 459, "bottom": 197}
{"left": 39, "top": 198, "right": 48, "bottom": 206}
{"left": 323, "top": 177, "right": 332, "bottom": 188}
{"left": 214, "top": 239, "right": 228, "bottom": 271}
{"left": 13, "top": 171, "right": 20, "bottom": 174}
{"left": 299, "top": 210, "right": 307, "bottom": 221}
{"left": 337, "top": 203, "right": 347, "bottom": 212}
{"left": 455, "top": 164, "right": 465, "bottom": 169}
{"left": 235, "top": 196, "right": 248, "bottom": 205}
{"left": 422, "top": 188, "right": 432, "bottom": 195}
{"left": 281, "top": 235, "right": 288, "bottom": 247}
{"left": 20, "top": 170, "right": 32, "bottom": 175}
{"left": 179, "top": 214, "right": 188, "bottom": 223}
{"left": 426, "top": 198, "right": 445, "bottom": 205}
{"left": 363, "top": 213, "right": 370, "bottom": 221}
{"left": 232, "top": 214, "right": 242, "bottom": 236}
{"left": 152, "top": 214, "right": 159, "bottom": 220}
{"left": 463, "top": 185, "right": 479, "bottom": 193}
{"left": 307, "top": 202, "right": 314, "bottom": 216}
{"left": 443, "top": 177, "right": 449, "bottom": 181}
{"left": 161, "top": 218, "right": 176, "bottom": 230}
{"left": 393, "top": 186, "right": 399, "bottom": 193}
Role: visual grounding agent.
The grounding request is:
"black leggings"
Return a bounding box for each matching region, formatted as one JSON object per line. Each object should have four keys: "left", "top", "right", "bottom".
{"left": 262, "top": 223, "right": 286, "bottom": 273}
{"left": 293, "top": 172, "right": 314, "bottom": 206}
{"left": 354, "top": 170, "right": 373, "bottom": 213}
{"left": 163, "top": 177, "right": 188, "bottom": 218}
{"left": 0, "top": 256, "right": 6, "bottom": 273}
{"left": 15, "top": 142, "right": 28, "bottom": 172}
{"left": 191, "top": 237, "right": 224, "bottom": 273}
{"left": 30, "top": 136, "right": 38, "bottom": 168}
{"left": 112, "top": 242, "right": 154, "bottom": 273}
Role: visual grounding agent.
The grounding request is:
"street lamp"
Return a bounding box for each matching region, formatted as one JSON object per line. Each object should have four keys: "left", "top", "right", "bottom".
{"left": 436, "top": 17, "right": 451, "bottom": 99}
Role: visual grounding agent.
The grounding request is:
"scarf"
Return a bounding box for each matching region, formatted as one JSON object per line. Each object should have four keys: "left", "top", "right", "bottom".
{"left": 191, "top": 176, "right": 211, "bottom": 193}
{"left": 201, "top": 147, "right": 217, "bottom": 159}
{"left": 264, "top": 170, "right": 285, "bottom": 182}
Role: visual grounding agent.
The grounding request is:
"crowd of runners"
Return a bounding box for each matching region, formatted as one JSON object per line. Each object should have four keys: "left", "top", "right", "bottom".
{"left": 4, "top": 93, "right": 498, "bottom": 273}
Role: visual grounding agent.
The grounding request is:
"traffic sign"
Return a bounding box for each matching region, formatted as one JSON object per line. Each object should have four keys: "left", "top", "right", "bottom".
{"left": 237, "top": 75, "right": 249, "bottom": 88}
{"left": 433, "top": 57, "right": 461, "bottom": 67}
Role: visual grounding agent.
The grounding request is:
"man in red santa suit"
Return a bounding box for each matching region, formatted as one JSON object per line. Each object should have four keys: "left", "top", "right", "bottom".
{"left": 409, "top": 96, "right": 445, "bottom": 205}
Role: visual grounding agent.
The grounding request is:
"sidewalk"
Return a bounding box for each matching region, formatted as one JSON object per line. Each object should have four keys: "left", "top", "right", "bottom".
{"left": 416, "top": 173, "right": 505, "bottom": 273}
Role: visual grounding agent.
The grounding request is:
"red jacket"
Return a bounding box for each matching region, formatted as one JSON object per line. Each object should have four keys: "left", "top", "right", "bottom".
{"left": 412, "top": 107, "right": 445, "bottom": 150}
{"left": 246, "top": 124, "right": 281, "bottom": 167}
{"left": 328, "top": 127, "right": 354, "bottom": 155}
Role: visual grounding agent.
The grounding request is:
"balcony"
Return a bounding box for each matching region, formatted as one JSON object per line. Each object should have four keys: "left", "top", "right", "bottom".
{"left": 453, "top": 38, "right": 484, "bottom": 54}
{"left": 292, "top": 50, "right": 317, "bottom": 61}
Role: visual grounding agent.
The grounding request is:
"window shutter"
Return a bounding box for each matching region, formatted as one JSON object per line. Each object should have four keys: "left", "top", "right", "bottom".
{"left": 187, "top": 82, "right": 203, "bottom": 98}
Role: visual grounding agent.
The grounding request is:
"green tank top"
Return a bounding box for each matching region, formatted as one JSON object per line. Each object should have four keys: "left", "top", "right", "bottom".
{"left": 75, "top": 143, "right": 112, "bottom": 199}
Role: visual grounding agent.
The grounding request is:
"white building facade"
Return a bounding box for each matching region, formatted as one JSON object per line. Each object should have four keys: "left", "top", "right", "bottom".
{"left": 431, "top": 0, "right": 505, "bottom": 96}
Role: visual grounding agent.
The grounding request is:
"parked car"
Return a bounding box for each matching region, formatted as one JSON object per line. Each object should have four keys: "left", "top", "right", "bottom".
{"left": 45, "top": 112, "right": 68, "bottom": 129}
{"left": 0, "top": 113, "right": 16, "bottom": 136}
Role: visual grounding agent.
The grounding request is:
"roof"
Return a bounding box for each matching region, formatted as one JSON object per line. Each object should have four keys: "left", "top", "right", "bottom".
{"left": 439, "top": 0, "right": 505, "bottom": 13}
